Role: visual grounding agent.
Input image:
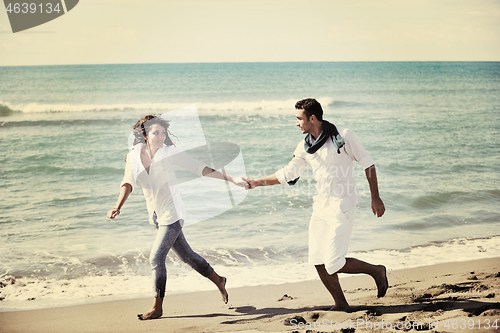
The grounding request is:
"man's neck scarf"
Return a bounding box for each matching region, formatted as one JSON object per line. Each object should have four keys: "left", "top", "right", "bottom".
{"left": 304, "top": 120, "right": 345, "bottom": 154}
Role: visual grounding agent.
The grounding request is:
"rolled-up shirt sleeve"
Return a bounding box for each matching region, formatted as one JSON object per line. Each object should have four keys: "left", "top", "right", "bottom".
{"left": 120, "top": 154, "right": 136, "bottom": 191}
{"left": 343, "top": 129, "right": 375, "bottom": 170}
{"left": 276, "top": 145, "right": 308, "bottom": 186}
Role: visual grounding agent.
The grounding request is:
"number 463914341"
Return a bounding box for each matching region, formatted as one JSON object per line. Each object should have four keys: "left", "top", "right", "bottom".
{"left": 443, "top": 318, "right": 498, "bottom": 330}
{"left": 6, "top": 3, "right": 62, "bottom": 14}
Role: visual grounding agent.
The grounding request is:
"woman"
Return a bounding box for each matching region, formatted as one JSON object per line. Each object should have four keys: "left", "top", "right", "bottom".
{"left": 107, "top": 114, "right": 247, "bottom": 320}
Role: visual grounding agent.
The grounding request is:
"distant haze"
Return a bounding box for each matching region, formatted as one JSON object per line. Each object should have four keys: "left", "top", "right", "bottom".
{"left": 0, "top": 0, "right": 499, "bottom": 66}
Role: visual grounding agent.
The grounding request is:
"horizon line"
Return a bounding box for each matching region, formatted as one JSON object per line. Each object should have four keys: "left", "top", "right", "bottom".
{"left": 1, "top": 60, "right": 500, "bottom": 68}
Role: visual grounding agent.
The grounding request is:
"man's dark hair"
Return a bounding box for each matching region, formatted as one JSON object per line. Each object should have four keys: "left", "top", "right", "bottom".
{"left": 295, "top": 98, "right": 323, "bottom": 121}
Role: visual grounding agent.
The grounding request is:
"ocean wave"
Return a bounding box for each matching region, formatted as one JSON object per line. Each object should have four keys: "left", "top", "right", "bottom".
{"left": 0, "top": 104, "right": 21, "bottom": 117}
{"left": 1, "top": 235, "right": 499, "bottom": 311}
{"left": 7, "top": 164, "right": 121, "bottom": 177}
{"left": 353, "top": 236, "right": 500, "bottom": 270}
{"left": 391, "top": 211, "right": 500, "bottom": 232}
{"left": 0, "top": 274, "right": 152, "bottom": 311}
{"left": 391, "top": 214, "right": 463, "bottom": 231}
{"left": 0, "top": 98, "right": 334, "bottom": 115}
{"left": 327, "top": 100, "right": 366, "bottom": 108}
{"left": 0, "top": 118, "right": 122, "bottom": 128}
{"left": 411, "top": 190, "right": 500, "bottom": 209}
{"left": 2, "top": 236, "right": 499, "bottom": 282}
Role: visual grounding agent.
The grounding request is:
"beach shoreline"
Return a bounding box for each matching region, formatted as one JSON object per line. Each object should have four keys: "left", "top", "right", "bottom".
{"left": 1, "top": 257, "right": 499, "bottom": 333}
{"left": 2, "top": 62, "right": 499, "bottom": 332}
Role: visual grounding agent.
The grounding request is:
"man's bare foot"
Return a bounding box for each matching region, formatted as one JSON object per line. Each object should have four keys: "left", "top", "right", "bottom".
{"left": 328, "top": 303, "right": 350, "bottom": 311}
{"left": 375, "top": 265, "right": 388, "bottom": 297}
{"left": 217, "top": 276, "right": 228, "bottom": 304}
{"left": 138, "top": 308, "right": 163, "bottom": 320}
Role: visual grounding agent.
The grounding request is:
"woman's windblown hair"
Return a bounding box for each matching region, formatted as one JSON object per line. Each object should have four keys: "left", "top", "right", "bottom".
{"left": 132, "top": 114, "right": 175, "bottom": 146}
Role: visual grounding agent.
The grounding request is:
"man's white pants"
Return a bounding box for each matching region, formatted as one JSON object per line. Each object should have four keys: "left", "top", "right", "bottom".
{"left": 308, "top": 206, "right": 356, "bottom": 274}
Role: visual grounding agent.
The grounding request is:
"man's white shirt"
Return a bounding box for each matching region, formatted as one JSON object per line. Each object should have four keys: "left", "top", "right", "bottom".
{"left": 275, "top": 128, "right": 374, "bottom": 216}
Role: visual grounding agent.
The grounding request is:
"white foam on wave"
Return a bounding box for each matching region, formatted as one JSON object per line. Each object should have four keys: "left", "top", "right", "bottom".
{"left": 0, "top": 274, "right": 151, "bottom": 312}
{"left": 0, "top": 98, "right": 334, "bottom": 115}
{"left": 353, "top": 236, "right": 500, "bottom": 271}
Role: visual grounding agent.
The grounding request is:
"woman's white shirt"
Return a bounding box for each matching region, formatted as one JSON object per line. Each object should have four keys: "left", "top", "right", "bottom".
{"left": 120, "top": 144, "right": 207, "bottom": 226}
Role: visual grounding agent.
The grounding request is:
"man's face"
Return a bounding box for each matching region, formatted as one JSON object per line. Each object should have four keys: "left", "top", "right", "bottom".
{"left": 296, "top": 108, "right": 312, "bottom": 134}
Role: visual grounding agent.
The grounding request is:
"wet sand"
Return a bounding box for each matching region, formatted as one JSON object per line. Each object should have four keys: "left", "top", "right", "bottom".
{"left": 0, "top": 257, "right": 499, "bottom": 332}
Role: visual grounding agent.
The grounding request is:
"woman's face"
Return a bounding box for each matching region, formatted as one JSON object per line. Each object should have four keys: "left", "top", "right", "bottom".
{"left": 145, "top": 123, "right": 166, "bottom": 151}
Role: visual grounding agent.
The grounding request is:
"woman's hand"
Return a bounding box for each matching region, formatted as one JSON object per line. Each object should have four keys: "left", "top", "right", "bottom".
{"left": 232, "top": 176, "right": 249, "bottom": 190}
{"left": 107, "top": 208, "right": 120, "bottom": 219}
{"left": 242, "top": 177, "right": 257, "bottom": 189}
{"left": 109, "top": 184, "right": 131, "bottom": 219}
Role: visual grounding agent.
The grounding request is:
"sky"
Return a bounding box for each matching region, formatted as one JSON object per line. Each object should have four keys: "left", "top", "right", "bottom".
{"left": 0, "top": 0, "right": 499, "bottom": 66}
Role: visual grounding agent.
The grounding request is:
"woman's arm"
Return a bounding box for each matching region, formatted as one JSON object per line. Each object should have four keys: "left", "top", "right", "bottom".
{"left": 202, "top": 167, "right": 248, "bottom": 189}
{"left": 107, "top": 183, "right": 132, "bottom": 219}
{"left": 168, "top": 146, "right": 248, "bottom": 189}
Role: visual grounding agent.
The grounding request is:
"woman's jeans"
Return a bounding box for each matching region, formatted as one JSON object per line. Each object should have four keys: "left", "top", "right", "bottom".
{"left": 150, "top": 218, "right": 213, "bottom": 298}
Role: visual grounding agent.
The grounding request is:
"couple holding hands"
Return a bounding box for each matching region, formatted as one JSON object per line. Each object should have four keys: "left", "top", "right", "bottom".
{"left": 107, "top": 98, "right": 387, "bottom": 320}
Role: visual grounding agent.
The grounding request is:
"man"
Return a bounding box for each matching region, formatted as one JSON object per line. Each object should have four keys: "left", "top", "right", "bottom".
{"left": 245, "top": 98, "right": 388, "bottom": 310}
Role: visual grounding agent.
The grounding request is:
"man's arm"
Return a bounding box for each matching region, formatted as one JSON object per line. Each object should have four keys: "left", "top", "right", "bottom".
{"left": 365, "top": 164, "right": 385, "bottom": 217}
{"left": 246, "top": 144, "right": 307, "bottom": 189}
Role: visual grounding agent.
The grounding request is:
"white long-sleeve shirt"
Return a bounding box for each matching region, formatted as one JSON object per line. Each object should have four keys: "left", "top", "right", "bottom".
{"left": 121, "top": 144, "right": 207, "bottom": 226}
{"left": 275, "top": 128, "right": 374, "bottom": 215}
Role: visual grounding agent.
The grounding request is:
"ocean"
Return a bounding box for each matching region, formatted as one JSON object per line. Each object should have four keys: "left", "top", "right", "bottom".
{"left": 0, "top": 62, "right": 499, "bottom": 311}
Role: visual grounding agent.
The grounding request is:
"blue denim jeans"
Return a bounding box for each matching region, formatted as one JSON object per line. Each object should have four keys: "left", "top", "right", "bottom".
{"left": 150, "top": 216, "right": 213, "bottom": 298}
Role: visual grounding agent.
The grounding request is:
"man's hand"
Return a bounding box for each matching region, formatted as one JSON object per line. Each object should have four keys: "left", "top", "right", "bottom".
{"left": 242, "top": 174, "right": 279, "bottom": 189}
{"left": 242, "top": 177, "right": 257, "bottom": 189}
{"left": 371, "top": 197, "right": 385, "bottom": 217}
{"left": 232, "top": 176, "right": 249, "bottom": 190}
{"left": 365, "top": 165, "right": 385, "bottom": 217}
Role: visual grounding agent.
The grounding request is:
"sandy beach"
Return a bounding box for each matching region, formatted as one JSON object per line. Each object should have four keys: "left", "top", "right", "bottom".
{"left": 1, "top": 257, "right": 499, "bottom": 333}
{"left": 2, "top": 1, "right": 500, "bottom": 331}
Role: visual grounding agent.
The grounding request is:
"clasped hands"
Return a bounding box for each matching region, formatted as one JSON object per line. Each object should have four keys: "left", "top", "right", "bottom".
{"left": 231, "top": 177, "right": 256, "bottom": 190}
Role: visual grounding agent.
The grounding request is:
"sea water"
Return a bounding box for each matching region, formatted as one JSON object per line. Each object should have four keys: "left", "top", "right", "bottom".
{"left": 0, "top": 62, "right": 499, "bottom": 311}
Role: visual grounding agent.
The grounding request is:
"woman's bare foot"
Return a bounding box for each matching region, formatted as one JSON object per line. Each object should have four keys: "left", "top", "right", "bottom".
{"left": 138, "top": 308, "right": 163, "bottom": 320}
{"left": 138, "top": 298, "right": 163, "bottom": 320}
{"left": 217, "top": 276, "right": 228, "bottom": 304}
{"left": 375, "top": 265, "right": 388, "bottom": 297}
{"left": 207, "top": 271, "right": 229, "bottom": 304}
